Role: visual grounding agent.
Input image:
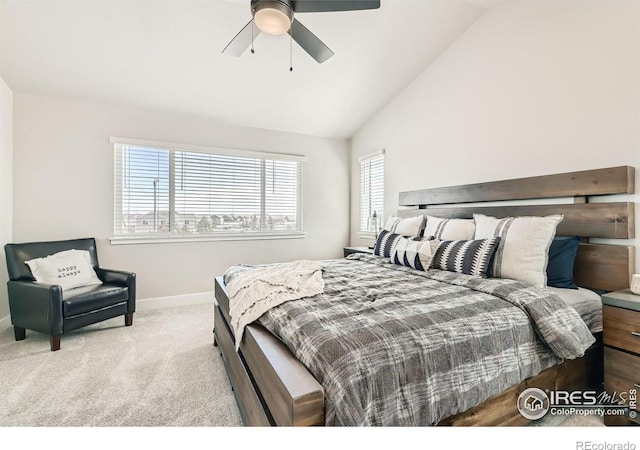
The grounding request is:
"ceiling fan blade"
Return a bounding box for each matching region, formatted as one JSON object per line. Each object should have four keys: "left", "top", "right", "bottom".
{"left": 222, "top": 19, "right": 262, "bottom": 57}
{"left": 289, "top": 19, "right": 334, "bottom": 63}
{"left": 292, "top": 0, "right": 380, "bottom": 13}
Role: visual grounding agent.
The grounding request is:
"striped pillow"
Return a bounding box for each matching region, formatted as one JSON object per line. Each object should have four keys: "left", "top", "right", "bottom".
{"left": 374, "top": 229, "right": 401, "bottom": 257}
{"left": 383, "top": 215, "right": 426, "bottom": 237}
{"left": 432, "top": 238, "right": 501, "bottom": 278}
{"left": 474, "top": 214, "right": 563, "bottom": 287}
{"left": 390, "top": 237, "right": 440, "bottom": 271}
{"left": 374, "top": 229, "right": 433, "bottom": 258}
{"left": 424, "top": 215, "right": 475, "bottom": 240}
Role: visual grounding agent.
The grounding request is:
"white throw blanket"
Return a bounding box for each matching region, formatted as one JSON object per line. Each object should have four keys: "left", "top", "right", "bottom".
{"left": 225, "top": 260, "right": 324, "bottom": 350}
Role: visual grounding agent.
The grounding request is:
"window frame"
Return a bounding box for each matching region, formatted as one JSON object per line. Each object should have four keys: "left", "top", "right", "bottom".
{"left": 358, "top": 151, "right": 385, "bottom": 238}
{"left": 110, "top": 137, "right": 306, "bottom": 245}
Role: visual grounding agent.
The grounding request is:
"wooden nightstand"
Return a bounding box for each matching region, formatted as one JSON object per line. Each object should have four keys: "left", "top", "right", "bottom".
{"left": 343, "top": 246, "right": 373, "bottom": 257}
{"left": 602, "top": 289, "right": 640, "bottom": 426}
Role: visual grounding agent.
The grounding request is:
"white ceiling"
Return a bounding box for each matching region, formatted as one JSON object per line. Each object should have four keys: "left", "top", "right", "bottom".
{"left": 0, "top": 0, "right": 487, "bottom": 138}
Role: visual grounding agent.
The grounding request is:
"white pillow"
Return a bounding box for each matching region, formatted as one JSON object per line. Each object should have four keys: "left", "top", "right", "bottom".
{"left": 424, "top": 215, "right": 475, "bottom": 240}
{"left": 473, "top": 213, "right": 563, "bottom": 287}
{"left": 384, "top": 215, "right": 425, "bottom": 237}
{"left": 25, "top": 249, "right": 103, "bottom": 291}
{"left": 390, "top": 237, "right": 440, "bottom": 271}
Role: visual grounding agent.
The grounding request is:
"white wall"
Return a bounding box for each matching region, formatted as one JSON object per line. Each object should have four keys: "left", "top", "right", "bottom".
{"left": 13, "top": 94, "right": 350, "bottom": 302}
{"left": 0, "top": 76, "right": 12, "bottom": 318}
{"left": 351, "top": 1, "right": 640, "bottom": 273}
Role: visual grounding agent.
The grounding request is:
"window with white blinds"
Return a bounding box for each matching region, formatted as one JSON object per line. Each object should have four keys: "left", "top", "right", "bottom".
{"left": 359, "top": 153, "right": 384, "bottom": 234}
{"left": 113, "top": 142, "right": 303, "bottom": 239}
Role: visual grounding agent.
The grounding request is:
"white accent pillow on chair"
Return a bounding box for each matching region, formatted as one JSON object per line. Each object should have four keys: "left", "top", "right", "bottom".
{"left": 25, "top": 249, "right": 103, "bottom": 291}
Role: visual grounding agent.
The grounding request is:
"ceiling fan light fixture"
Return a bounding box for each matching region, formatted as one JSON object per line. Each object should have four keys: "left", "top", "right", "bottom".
{"left": 253, "top": 1, "right": 293, "bottom": 36}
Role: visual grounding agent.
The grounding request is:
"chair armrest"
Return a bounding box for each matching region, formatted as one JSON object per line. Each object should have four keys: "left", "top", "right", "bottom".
{"left": 96, "top": 269, "right": 136, "bottom": 313}
{"left": 7, "top": 280, "right": 64, "bottom": 335}
{"left": 96, "top": 268, "right": 135, "bottom": 286}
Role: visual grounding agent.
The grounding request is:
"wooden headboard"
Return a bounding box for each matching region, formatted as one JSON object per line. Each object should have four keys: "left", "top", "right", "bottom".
{"left": 397, "top": 166, "right": 636, "bottom": 292}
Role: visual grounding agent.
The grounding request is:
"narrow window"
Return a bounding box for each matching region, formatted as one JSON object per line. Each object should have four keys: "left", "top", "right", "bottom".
{"left": 359, "top": 152, "right": 384, "bottom": 234}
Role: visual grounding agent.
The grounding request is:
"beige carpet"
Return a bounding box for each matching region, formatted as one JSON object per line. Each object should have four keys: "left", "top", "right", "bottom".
{"left": 0, "top": 303, "right": 242, "bottom": 426}
{"left": 0, "top": 303, "right": 603, "bottom": 427}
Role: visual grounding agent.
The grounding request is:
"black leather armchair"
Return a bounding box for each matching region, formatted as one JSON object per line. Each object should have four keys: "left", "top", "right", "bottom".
{"left": 4, "top": 238, "right": 136, "bottom": 351}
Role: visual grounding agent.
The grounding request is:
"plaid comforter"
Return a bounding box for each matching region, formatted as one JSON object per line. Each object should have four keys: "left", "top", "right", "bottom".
{"left": 230, "top": 254, "right": 596, "bottom": 426}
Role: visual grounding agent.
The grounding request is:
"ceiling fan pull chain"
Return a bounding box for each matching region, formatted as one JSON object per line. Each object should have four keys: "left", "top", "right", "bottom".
{"left": 251, "top": 21, "right": 255, "bottom": 54}
{"left": 289, "top": 33, "right": 293, "bottom": 72}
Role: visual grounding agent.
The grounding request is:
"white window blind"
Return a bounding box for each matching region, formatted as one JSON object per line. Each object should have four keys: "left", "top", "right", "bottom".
{"left": 114, "top": 143, "right": 303, "bottom": 239}
{"left": 359, "top": 153, "right": 384, "bottom": 233}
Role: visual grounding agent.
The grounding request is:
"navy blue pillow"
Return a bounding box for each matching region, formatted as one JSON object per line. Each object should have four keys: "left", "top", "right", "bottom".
{"left": 547, "top": 236, "right": 580, "bottom": 289}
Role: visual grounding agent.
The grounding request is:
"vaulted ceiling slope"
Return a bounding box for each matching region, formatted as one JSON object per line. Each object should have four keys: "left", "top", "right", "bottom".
{"left": 0, "top": 0, "right": 486, "bottom": 138}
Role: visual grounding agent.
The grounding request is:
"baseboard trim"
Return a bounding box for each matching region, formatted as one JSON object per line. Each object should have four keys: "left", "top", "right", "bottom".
{"left": 0, "top": 314, "right": 11, "bottom": 331}
{"left": 0, "top": 292, "right": 213, "bottom": 330}
{"left": 137, "top": 291, "right": 213, "bottom": 311}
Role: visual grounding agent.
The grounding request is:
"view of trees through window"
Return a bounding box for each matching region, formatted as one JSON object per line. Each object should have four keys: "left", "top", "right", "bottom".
{"left": 114, "top": 145, "right": 302, "bottom": 237}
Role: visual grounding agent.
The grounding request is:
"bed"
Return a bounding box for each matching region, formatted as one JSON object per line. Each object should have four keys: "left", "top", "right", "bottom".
{"left": 213, "top": 166, "right": 636, "bottom": 426}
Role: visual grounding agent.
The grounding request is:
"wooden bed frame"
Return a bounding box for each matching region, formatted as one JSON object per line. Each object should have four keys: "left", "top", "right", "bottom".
{"left": 213, "top": 166, "right": 636, "bottom": 426}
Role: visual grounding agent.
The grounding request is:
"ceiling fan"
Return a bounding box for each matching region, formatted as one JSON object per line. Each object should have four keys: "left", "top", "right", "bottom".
{"left": 222, "top": 0, "right": 381, "bottom": 64}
